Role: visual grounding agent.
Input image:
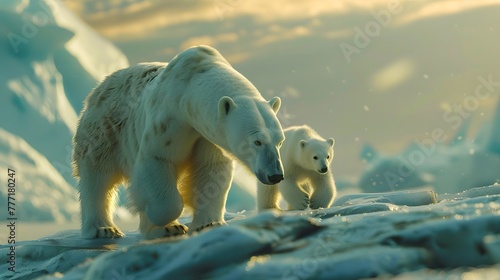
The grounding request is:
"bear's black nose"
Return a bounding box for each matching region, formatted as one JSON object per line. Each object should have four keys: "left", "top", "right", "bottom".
{"left": 268, "top": 174, "right": 284, "bottom": 184}
{"left": 319, "top": 167, "right": 328, "bottom": 174}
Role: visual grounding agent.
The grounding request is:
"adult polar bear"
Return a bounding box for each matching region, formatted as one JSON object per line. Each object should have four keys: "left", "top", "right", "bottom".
{"left": 73, "top": 46, "right": 285, "bottom": 239}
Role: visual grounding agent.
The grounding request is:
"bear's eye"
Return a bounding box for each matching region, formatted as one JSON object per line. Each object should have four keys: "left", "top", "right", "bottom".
{"left": 254, "top": 140, "right": 262, "bottom": 146}
{"left": 327, "top": 155, "right": 330, "bottom": 159}
{"left": 313, "top": 156, "right": 318, "bottom": 160}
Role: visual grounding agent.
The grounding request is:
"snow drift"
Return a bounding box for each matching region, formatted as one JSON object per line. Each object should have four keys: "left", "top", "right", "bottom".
{"left": 0, "top": 128, "right": 78, "bottom": 222}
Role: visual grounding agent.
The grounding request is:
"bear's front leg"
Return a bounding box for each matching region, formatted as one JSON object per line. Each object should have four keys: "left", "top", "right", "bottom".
{"left": 129, "top": 156, "right": 187, "bottom": 239}
{"left": 279, "top": 179, "right": 310, "bottom": 210}
{"left": 139, "top": 212, "right": 188, "bottom": 240}
{"left": 309, "top": 173, "right": 336, "bottom": 209}
{"left": 257, "top": 183, "right": 280, "bottom": 211}
{"left": 187, "top": 139, "right": 233, "bottom": 233}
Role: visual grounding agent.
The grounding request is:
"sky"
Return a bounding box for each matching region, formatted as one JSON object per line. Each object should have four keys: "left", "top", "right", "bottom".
{"left": 64, "top": 0, "right": 500, "bottom": 178}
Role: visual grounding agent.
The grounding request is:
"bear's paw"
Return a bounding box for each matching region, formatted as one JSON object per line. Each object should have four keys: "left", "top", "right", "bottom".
{"left": 164, "top": 224, "right": 189, "bottom": 236}
{"left": 89, "top": 227, "right": 124, "bottom": 239}
{"left": 143, "top": 223, "right": 188, "bottom": 240}
{"left": 288, "top": 193, "right": 310, "bottom": 210}
{"left": 192, "top": 221, "right": 226, "bottom": 233}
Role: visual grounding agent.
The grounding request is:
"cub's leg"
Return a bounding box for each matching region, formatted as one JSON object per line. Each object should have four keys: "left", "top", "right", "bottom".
{"left": 257, "top": 183, "right": 280, "bottom": 211}
{"left": 279, "top": 179, "right": 310, "bottom": 210}
{"left": 78, "top": 164, "right": 124, "bottom": 239}
{"left": 184, "top": 139, "right": 233, "bottom": 233}
{"left": 309, "top": 173, "right": 336, "bottom": 209}
{"left": 129, "top": 156, "right": 186, "bottom": 239}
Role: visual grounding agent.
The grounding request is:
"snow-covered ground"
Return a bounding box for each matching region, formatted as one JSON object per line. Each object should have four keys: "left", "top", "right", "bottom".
{"left": 2, "top": 185, "right": 500, "bottom": 279}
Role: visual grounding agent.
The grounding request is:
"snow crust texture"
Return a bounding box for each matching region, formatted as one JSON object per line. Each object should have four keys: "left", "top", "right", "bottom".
{"left": 2, "top": 185, "right": 499, "bottom": 280}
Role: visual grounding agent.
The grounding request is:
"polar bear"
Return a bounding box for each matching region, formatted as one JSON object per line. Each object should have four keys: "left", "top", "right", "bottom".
{"left": 257, "top": 125, "right": 336, "bottom": 211}
{"left": 72, "top": 46, "right": 285, "bottom": 239}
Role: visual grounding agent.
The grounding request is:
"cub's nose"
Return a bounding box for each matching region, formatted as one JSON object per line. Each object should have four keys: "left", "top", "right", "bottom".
{"left": 319, "top": 167, "right": 328, "bottom": 174}
{"left": 268, "top": 174, "right": 284, "bottom": 184}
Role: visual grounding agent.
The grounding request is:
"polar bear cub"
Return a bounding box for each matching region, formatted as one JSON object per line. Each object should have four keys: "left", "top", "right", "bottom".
{"left": 257, "top": 125, "right": 336, "bottom": 211}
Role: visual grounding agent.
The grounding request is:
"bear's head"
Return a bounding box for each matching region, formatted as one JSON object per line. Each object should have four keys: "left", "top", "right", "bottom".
{"left": 298, "top": 138, "right": 335, "bottom": 174}
{"left": 218, "top": 95, "right": 285, "bottom": 185}
{"left": 167, "top": 45, "right": 286, "bottom": 185}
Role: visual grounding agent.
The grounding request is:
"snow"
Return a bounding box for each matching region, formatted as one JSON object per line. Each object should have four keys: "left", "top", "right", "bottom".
{"left": 2, "top": 185, "right": 500, "bottom": 279}
{"left": 43, "top": 0, "right": 129, "bottom": 82}
{"left": 0, "top": 128, "right": 78, "bottom": 223}
{"left": 0, "top": 0, "right": 129, "bottom": 223}
{"left": 0, "top": 0, "right": 128, "bottom": 189}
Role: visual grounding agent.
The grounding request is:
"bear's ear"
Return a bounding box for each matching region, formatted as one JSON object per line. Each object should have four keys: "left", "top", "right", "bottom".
{"left": 268, "top": 96, "right": 281, "bottom": 113}
{"left": 327, "top": 138, "right": 335, "bottom": 147}
{"left": 299, "top": 140, "right": 306, "bottom": 148}
{"left": 218, "top": 96, "right": 236, "bottom": 118}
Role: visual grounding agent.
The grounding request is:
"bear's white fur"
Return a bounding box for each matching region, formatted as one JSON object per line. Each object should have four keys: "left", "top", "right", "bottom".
{"left": 72, "top": 46, "right": 285, "bottom": 239}
{"left": 257, "top": 125, "right": 336, "bottom": 211}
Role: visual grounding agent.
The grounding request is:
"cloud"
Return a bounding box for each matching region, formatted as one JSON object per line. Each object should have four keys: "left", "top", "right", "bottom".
{"left": 180, "top": 32, "right": 239, "bottom": 50}
{"left": 67, "top": 0, "right": 500, "bottom": 42}
{"left": 71, "top": 1, "right": 215, "bottom": 40}
{"left": 65, "top": 0, "right": 388, "bottom": 40}
{"left": 254, "top": 25, "right": 310, "bottom": 46}
{"left": 371, "top": 58, "right": 415, "bottom": 92}
{"left": 396, "top": 0, "right": 500, "bottom": 25}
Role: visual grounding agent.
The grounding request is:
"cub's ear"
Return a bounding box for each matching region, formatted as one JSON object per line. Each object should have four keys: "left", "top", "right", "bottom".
{"left": 268, "top": 96, "right": 281, "bottom": 113}
{"left": 327, "top": 138, "right": 335, "bottom": 147}
{"left": 299, "top": 140, "right": 306, "bottom": 148}
{"left": 218, "top": 96, "right": 236, "bottom": 118}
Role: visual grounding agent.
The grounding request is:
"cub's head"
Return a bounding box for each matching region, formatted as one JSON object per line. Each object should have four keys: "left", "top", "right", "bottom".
{"left": 218, "top": 96, "right": 285, "bottom": 185}
{"left": 298, "top": 138, "right": 335, "bottom": 174}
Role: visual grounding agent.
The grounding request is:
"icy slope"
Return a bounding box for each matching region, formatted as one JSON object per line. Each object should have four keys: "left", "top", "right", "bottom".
{"left": 0, "top": 0, "right": 128, "bottom": 186}
{"left": 2, "top": 185, "right": 500, "bottom": 280}
{"left": 0, "top": 128, "right": 78, "bottom": 223}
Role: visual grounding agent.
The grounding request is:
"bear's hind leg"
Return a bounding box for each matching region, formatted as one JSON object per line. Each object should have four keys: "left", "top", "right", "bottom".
{"left": 185, "top": 139, "right": 233, "bottom": 233}
{"left": 78, "top": 166, "right": 124, "bottom": 239}
{"left": 129, "top": 156, "right": 186, "bottom": 239}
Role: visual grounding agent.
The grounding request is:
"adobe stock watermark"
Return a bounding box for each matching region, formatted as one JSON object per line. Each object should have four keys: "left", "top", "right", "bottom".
{"left": 339, "top": 0, "right": 403, "bottom": 64}
{"left": 7, "top": 1, "right": 58, "bottom": 54}
{"left": 213, "top": 0, "right": 244, "bottom": 20}
{"left": 383, "top": 74, "right": 500, "bottom": 189}
{"left": 193, "top": 161, "right": 234, "bottom": 211}
{"left": 281, "top": 231, "right": 335, "bottom": 280}
{"left": 276, "top": 105, "right": 295, "bottom": 128}
{"left": 111, "top": 267, "right": 135, "bottom": 280}
{"left": 53, "top": 96, "right": 143, "bottom": 179}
